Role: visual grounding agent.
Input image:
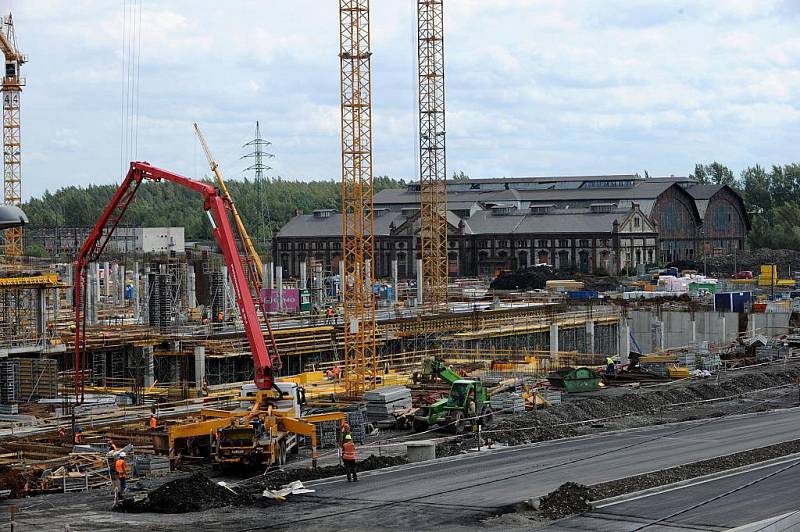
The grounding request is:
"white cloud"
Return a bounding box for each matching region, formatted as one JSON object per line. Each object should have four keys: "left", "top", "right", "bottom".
{"left": 1, "top": 0, "right": 798, "bottom": 200}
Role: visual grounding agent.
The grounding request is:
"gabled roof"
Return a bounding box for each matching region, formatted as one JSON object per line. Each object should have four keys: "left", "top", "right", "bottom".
{"left": 276, "top": 211, "right": 407, "bottom": 238}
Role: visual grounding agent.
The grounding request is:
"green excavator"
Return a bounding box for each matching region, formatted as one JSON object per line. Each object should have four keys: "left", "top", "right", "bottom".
{"left": 413, "top": 359, "right": 493, "bottom": 434}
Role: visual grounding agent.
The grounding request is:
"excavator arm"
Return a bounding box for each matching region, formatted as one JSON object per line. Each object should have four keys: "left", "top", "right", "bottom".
{"left": 73, "top": 162, "right": 279, "bottom": 404}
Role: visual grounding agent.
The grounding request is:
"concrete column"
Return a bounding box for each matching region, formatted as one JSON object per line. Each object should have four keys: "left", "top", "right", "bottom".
{"left": 750, "top": 313, "right": 756, "bottom": 337}
{"left": 187, "top": 267, "right": 197, "bottom": 308}
{"left": 585, "top": 319, "right": 595, "bottom": 355}
{"left": 93, "top": 263, "right": 101, "bottom": 303}
{"left": 691, "top": 318, "right": 697, "bottom": 345}
{"left": 194, "top": 345, "right": 205, "bottom": 396}
{"left": 142, "top": 270, "right": 149, "bottom": 325}
{"left": 276, "top": 266, "right": 284, "bottom": 312}
{"left": 221, "top": 266, "right": 229, "bottom": 320}
{"left": 103, "top": 261, "right": 110, "bottom": 302}
{"left": 143, "top": 346, "right": 155, "bottom": 388}
{"left": 299, "top": 262, "right": 307, "bottom": 291}
{"left": 549, "top": 323, "right": 559, "bottom": 358}
{"left": 720, "top": 314, "right": 726, "bottom": 345}
{"left": 36, "top": 288, "right": 46, "bottom": 345}
{"left": 87, "top": 264, "right": 98, "bottom": 325}
{"left": 118, "top": 265, "right": 126, "bottom": 306}
{"left": 133, "top": 262, "right": 140, "bottom": 321}
{"left": 618, "top": 320, "right": 631, "bottom": 361}
{"left": 65, "top": 267, "right": 73, "bottom": 307}
{"left": 391, "top": 259, "right": 399, "bottom": 305}
{"left": 267, "top": 262, "right": 274, "bottom": 290}
{"left": 416, "top": 259, "right": 423, "bottom": 305}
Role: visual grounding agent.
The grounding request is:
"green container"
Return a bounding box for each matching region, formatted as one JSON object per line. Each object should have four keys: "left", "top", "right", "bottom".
{"left": 299, "top": 290, "right": 311, "bottom": 312}
{"left": 547, "top": 366, "right": 601, "bottom": 392}
{"left": 689, "top": 282, "right": 718, "bottom": 296}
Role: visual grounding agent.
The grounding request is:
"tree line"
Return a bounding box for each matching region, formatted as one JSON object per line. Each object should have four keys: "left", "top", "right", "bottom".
{"left": 22, "top": 175, "right": 405, "bottom": 254}
{"left": 690, "top": 162, "right": 800, "bottom": 250}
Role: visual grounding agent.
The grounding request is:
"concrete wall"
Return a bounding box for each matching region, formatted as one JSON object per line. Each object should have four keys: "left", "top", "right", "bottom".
{"left": 139, "top": 227, "right": 185, "bottom": 253}
{"left": 628, "top": 310, "right": 791, "bottom": 354}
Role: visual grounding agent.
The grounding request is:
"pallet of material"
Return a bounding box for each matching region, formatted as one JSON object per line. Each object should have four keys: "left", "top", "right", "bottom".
{"left": 364, "top": 386, "right": 412, "bottom": 422}
{"left": 134, "top": 454, "right": 170, "bottom": 477}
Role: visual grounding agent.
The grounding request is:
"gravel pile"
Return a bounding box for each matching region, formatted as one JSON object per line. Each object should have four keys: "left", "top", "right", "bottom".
{"left": 538, "top": 482, "right": 597, "bottom": 519}
{"left": 120, "top": 473, "right": 239, "bottom": 513}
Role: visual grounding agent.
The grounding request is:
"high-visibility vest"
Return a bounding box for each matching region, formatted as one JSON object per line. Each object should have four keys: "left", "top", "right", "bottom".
{"left": 342, "top": 441, "right": 356, "bottom": 461}
{"left": 149, "top": 416, "right": 157, "bottom": 429}
{"left": 115, "top": 458, "right": 127, "bottom": 479}
{"left": 606, "top": 357, "right": 614, "bottom": 365}
{"left": 74, "top": 433, "right": 82, "bottom": 444}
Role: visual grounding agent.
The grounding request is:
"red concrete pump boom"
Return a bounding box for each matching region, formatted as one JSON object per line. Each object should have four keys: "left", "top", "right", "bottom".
{"left": 72, "top": 162, "right": 279, "bottom": 404}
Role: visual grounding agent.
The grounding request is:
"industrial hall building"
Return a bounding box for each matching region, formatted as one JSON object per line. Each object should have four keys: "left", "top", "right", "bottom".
{"left": 272, "top": 175, "right": 750, "bottom": 279}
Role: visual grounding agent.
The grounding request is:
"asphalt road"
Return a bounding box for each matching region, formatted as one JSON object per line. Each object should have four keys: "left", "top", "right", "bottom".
{"left": 545, "top": 457, "right": 800, "bottom": 531}
{"left": 260, "top": 406, "right": 800, "bottom": 530}
{"left": 7, "top": 406, "right": 800, "bottom": 531}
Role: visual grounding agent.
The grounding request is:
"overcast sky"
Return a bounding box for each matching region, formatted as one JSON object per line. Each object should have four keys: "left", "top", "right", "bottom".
{"left": 7, "top": 0, "right": 800, "bottom": 200}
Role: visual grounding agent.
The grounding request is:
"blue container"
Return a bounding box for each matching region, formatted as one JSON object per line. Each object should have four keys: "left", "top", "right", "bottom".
{"left": 715, "top": 291, "right": 751, "bottom": 312}
{"left": 567, "top": 290, "right": 599, "bottom": 300}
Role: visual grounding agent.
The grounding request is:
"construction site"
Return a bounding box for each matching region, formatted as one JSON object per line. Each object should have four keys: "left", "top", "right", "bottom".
{"left": 1, "top": 2, "right": 800, "bottom": 531}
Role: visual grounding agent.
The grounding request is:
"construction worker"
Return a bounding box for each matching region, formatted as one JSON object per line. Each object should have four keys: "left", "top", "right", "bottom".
{"left": 342, "top": 434, "right": 358, "bottom": 482}
{"left": 107, "top": 438, "right": 118, "bottom": 451}
{"left": 74, "top": 428, "right": 83, "bottom": 445}
{"left": 58, "top": 426, "right": 66, "bottom": 442}
{"left": 325, "top": 306, "right": 334, "bottom": 324}
{"left": 114, "top": 451, "right": 128, "bottom": 496}
{"left": 605, "top": 355, "right": 616, "bottom": 376}
{"left": 149, "top": 414, "right": 158, "bottom": 430}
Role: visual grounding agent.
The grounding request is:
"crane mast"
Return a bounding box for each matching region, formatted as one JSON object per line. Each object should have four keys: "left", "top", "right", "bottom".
{"left": 339, "top": 0, "right": 377, "bottom": 396}
{"left": 193, "top": 123, "right": 264, "bottom": 288}
{"left": 418, "top": 0, "right": 448, "bottom": 311}
{"left": 0, "top": 13, "right": 25, "bottom": 256}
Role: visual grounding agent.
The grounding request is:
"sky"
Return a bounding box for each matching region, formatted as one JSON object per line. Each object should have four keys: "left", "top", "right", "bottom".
{"left": 6, "top": 0, "right": 800, "bottom": 200}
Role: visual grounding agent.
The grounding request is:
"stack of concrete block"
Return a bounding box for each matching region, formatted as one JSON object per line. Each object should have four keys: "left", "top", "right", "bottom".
{"left": 315, "top": 420, "right": 340, "bottom": 448}
{"left": 364, "top": 386, "right": 412, "bottom": 423}
{"left": 134, "top": 454, "right": 170, "bottom": 477}
{"left": 346, "top": 406, "right": 367, "bottom": 443}
{"left": 490, "top": 392, "right": 525, "bottom": 413}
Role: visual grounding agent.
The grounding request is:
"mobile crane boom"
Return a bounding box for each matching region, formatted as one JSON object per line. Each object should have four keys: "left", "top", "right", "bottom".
{"left": 72, "top": 162, "right": 280, "bottom": 404}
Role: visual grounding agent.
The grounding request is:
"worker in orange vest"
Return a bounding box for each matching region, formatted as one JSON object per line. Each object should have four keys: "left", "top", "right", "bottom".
{"left": 149, "top": 414, "right": 158, "bottom": 430}
{"left": 58, "top": 426, "right": 66, "bottom": 442}
{"left": 114, "top": 451, "right": 128, "bottom": 495}
{"left": 342, "top": 434, "right": 358, "bottom": 482}
{"left": 74, "top": 428, "right": 83, "bottom": 445}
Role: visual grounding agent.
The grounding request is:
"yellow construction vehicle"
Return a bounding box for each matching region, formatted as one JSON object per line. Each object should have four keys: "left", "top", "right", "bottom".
{"left": 154, "top": 381, "right": 344, "bottom": 469}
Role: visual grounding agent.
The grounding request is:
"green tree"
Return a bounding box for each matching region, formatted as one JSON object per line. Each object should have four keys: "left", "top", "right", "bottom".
{"left": 692, "top": 162, "right": 736, "bottom": 186}
{"left": 452, "top": 170, "right": 469, "bottom": 181}
{"left": 740, "top": 164, "right": 771, "bottom": 213}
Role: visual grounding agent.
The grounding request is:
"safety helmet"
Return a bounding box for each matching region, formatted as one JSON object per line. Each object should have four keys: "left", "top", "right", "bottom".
{"left": 119, "top": 451, "right": 126, "bottom": 458}
{"left": 345, "top": 434, "right": 352, "bottom": 441}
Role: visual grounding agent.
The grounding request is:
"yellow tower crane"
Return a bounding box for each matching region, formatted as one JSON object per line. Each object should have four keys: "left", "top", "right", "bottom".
{"left": 193, "top": 123, "right": 264, "bottom": 289}
{"left": 339, "top": 0, "right": 377, "bottom": 396}
{"left": 417, "top": 0, "right": 448, "bottom": 311}
{"left": 0, "top": 14, "right": 26, "bottom": 256}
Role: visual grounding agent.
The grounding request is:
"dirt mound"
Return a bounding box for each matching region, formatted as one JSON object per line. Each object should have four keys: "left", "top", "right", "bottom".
{"left": 239, "top": 454, "right": 407, "bottom": 493}
{"left": 121, "top": 473, "right": 239, "bottom": 513}
{"left": 538, "top": 482, "right": 597, "bottom": 519}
